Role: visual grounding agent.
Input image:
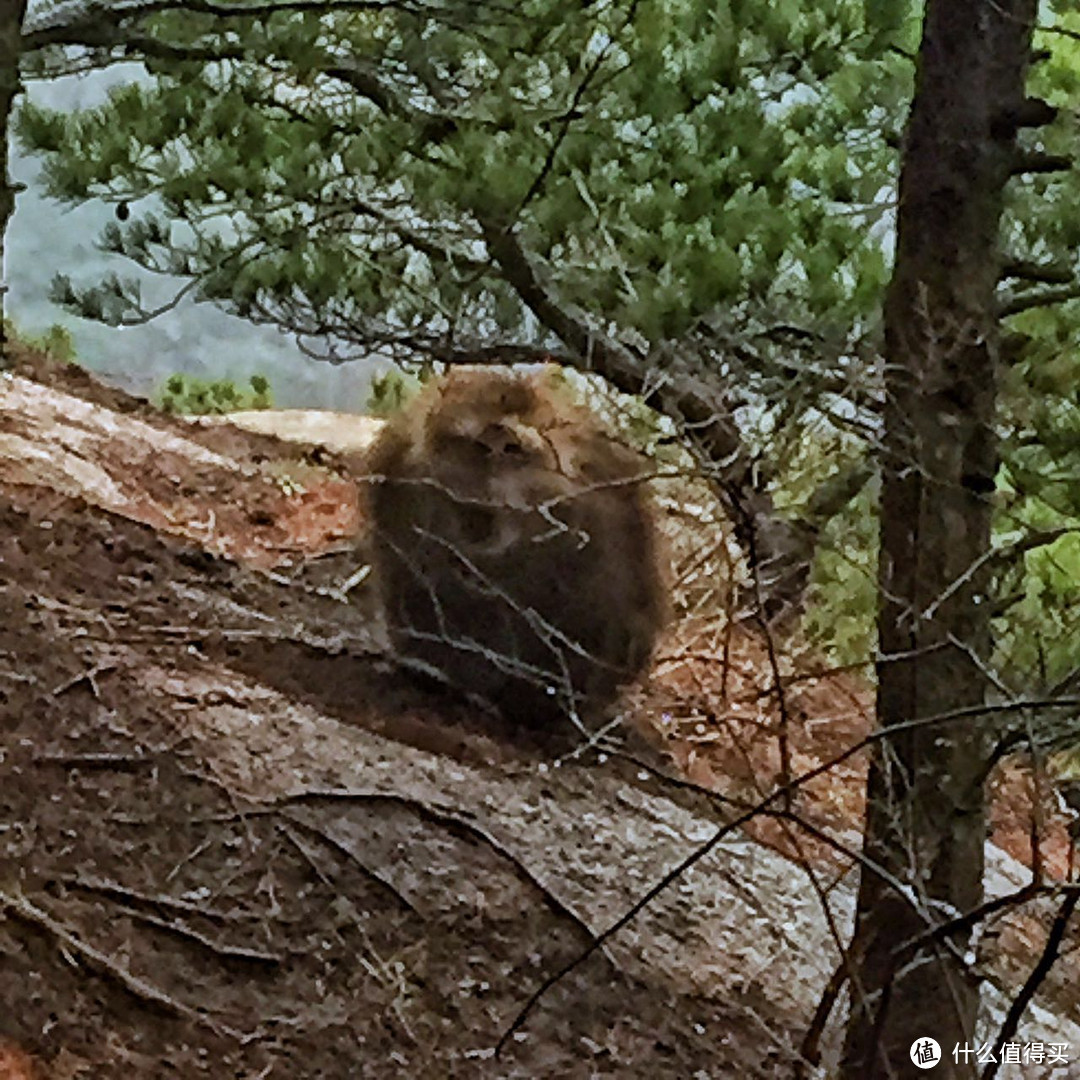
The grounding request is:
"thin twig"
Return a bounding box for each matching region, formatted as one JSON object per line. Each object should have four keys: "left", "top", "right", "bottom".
{"left": 126, "top": 909, "right": 282, "bottom": 965}
{"left": 495, "top": 696, "right": 1080, "bottom": 1053}
{"left": 280, "top": 789, "right": 605, "bottom": 951}
{"left": 57, "top": 872, "right": 257, "bottom": 923}
{"left": 981, "top": 890, "right": 1080, "bottom": 1080}
{"left": 32, "top": 751, "right": 150, "bottom": 770}
{"left": 49, "top": 662, "right": 115, "bottom": 698}
{"left": 0, "top": 890, "right": 254, "bottom": 1041}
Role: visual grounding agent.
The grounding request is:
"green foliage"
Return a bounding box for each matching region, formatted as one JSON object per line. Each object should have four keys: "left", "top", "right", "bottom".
{"left": 770, "top": 419, "right": 879, "bottom": 665}
{"left": 990, "top": 446, "right": 1080, "bottom": 688}
{"left": 801, "top": 471, "right": 1080, "bottom": 686}
{"left": 3, "top": 319, "right": 77, "bottom": 363}
{"left": 365, "top": 366, "right": 430, "bottom": 416}
{"left": 158, "top": 373, "right": 274, "bottom": 415}
{"left": 17, "top": 0, "right": 907, "bottom": 353}
{"left": 802, "top": 485, "right": 879, "bottom": 666}
{"left": 991, "top": 549, "right": 1080, "bottom": 692}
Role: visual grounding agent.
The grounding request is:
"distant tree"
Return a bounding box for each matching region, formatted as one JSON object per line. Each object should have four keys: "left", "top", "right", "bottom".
{"left": 365, "top": 366, "right": 425, "bottom": 416}
{"left": 158, "top": 370, "right": 273, "bottom": 413}
{"left": 2, "top": 317, "right": 76, "bottom": 362}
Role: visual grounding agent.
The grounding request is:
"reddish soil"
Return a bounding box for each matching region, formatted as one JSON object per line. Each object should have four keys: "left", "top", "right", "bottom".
{"left": 636, "top": 621, "right": 1077, "bottom": 881}
{"left": 3, "top": 343, "right": 361, "bottom": 566}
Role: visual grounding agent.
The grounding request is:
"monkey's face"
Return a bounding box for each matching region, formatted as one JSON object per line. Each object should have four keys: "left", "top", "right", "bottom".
{"left": 424, "top": 385, "right": 560, "bottom": 491}
{"left": 475, "top": 419, "right": 550, "bottom": 465}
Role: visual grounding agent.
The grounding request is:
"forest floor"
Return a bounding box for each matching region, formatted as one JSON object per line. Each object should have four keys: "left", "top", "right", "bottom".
{"left": 0, "top": 347, "right": 1077, "bottom": 1079}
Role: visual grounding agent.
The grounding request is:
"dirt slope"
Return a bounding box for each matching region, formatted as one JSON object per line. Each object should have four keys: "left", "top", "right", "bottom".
{"left": 1, "top": 350, "right": 1077, "bottom": 1079}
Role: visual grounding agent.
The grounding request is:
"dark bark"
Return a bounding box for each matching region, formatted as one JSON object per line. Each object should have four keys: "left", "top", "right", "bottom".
{"left": 0, "top": 0, "right": 29, "bottom": 360}
{"left": 840, "top": 1, "right": 1037, "bottom": 1077}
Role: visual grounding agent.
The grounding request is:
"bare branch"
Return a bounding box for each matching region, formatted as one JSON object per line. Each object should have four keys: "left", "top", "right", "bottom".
{"left": 1000, "top": 258, "right": 1074, "bottom": 286}
{"left": 1000, "top": 284, "right": 1080, "bottom": 317}
{"left": 1010, "top": 151, "right": 1072, "bottom": 176}
{"left": 981, "top": 890, "right": 1080, "bottom": 1080}
{"left": 1004, "top": 96, "right": 1058, "bottom": 129}
{"left": 1037, "top": 22, "right": 1080, "bottom": 44}
{"left": 0, "top": 889, "right": 253, "bottom": 1039}
{"left": 22, "top": 0, "right": 423, "bottom": 50}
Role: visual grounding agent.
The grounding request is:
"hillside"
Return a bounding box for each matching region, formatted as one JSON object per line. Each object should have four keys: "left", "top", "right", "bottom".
{"left": 0, "top": 351, "right": 1077, "bottom": 1079}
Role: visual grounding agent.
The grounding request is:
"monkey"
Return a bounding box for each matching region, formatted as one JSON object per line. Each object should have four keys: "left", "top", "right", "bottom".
{"left": 366, "top": 365, "right": 669, "bottom": 736}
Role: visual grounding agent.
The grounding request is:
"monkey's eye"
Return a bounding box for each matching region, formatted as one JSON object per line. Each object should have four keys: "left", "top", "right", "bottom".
{"left": 502, "top": 441, "right": 525, "bottom": 456}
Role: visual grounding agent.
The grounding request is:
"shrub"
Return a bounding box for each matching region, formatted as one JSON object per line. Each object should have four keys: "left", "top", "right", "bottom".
{"left": 365, "top": 366, "right": 429, "bottom": 416}
{"left": 158, "top": 373, "right": 274, "bottom": 415}
{"left": 3, "top": 319, "right": 77, "bottom": 363}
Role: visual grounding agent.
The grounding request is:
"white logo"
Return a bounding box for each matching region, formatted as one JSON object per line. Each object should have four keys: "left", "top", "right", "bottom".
{"left": 911, "top": 1037, "right": 942, "bottom": 1069}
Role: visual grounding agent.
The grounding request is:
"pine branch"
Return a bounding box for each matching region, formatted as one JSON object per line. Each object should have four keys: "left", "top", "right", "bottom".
{"left": 1011, "top": 150, "right": 1073, "bottom": 176}
{"left": 1000, "top": 284, "right": 1080, "bottom": 317}
{"left": 1000, "top": 258, "right": 1074, "bottom": 285}
{"left": 22, "top": 0, "right": 427, "bottom": 50}
{"left": 478, "top": 214, "right": 820, "bottom": 618}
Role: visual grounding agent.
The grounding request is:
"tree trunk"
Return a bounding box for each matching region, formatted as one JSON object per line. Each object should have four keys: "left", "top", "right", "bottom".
{"left": 840, "top": 2, "right": 1037, "bottom": 1077}
{"left": 0, "top": 0, "right": 28, "bottom": 361}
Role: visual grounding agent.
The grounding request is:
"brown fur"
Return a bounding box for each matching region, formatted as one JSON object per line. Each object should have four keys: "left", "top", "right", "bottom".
{"left": 367, "top": 365, "right": 668, "bottom": 734}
